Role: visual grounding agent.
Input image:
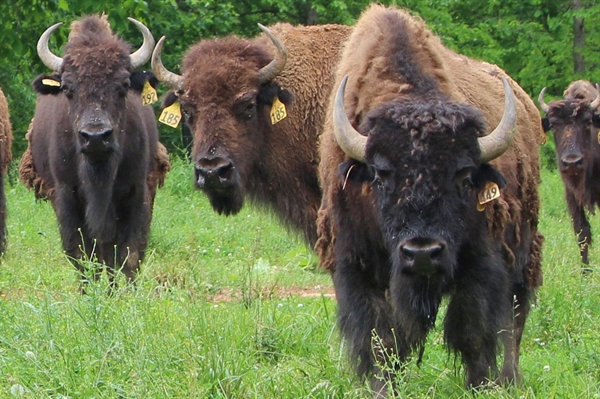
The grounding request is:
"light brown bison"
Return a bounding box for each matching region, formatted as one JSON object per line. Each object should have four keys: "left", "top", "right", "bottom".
{"left": 0, "top": 88, "right": 13, "bottom": 255}
{"left": 20, "top": 15, "right": 169, "bottom": 289}
{"left": 538, "top": 81, "right": 600, "bottom": 269}
{"left": 152, "top": 23, "right": 351, "bottom": 246}
{"left": 316, "top": 5, "right": 544, "bottom": 396}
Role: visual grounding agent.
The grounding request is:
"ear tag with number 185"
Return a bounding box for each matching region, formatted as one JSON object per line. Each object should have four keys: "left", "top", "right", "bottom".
{"left": 270, "top": 96, "right": 287, "bottom": 125}
{"left": 159, "top": 101, "right": 182, "bottom": 128}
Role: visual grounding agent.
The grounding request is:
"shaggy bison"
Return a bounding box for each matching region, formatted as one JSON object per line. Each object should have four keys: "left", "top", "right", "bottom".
{"left": 20, "top": 15, "right": 169, "bottom": 288}
{"left": 316, "top": 5, "right": 544, "bottom": 396}
{"left": 152, "top": 23, "right": 351, "bottom": 246}
{"left": 0, "top": 88, "right": 13, "bottom": 255}
{"left": 539, "top": 81, "right": 600, "bottom": 268}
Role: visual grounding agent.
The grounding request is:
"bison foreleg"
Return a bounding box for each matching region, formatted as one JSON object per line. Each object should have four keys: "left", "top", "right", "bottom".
{"left": 332, "top": 259, "right": 399, "bottom": 392}
{"left": 566, "top": 191, "right": 591, "bottom": 266}
{"left": 444, "top": 257, "right": 509, "bottom": 388}
{"left": 498, "top": 282, "right": 530, "bottom": 385}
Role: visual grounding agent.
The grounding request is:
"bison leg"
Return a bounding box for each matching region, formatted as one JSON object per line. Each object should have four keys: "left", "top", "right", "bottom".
{"left": 0, "top": 169, "right": 7, "bottom": 255}
{"left": 444, "top": 256, "right": 509, "bottom": 388}
{"left": 52, "top": 188, "right": 97, "bottom": 289}
{"left": 333, "top": 259, "right": 400, "bottom": 395}
{"left": 566, "top": 191, "right": 591, "bottom": 266}
{"left": 498, "top": 283, "right": 531, "bottom": 385}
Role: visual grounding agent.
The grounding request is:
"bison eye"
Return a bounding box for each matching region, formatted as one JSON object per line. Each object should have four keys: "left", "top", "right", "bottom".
{"left": 456, "top": 167, "right": 474, "bottom": 188}
{"left": 242, "top": 102, "right": 256, "bottom": 120}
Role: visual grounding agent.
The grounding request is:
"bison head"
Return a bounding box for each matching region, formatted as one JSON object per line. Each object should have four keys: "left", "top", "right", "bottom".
{"left": 538, "top": 84, "right": 600, "bottom": 185}
{"left": 33, "top": 16, "right": 154, "bottom": 160}
{"left": 333, "top": 75, "right": 515, "bottom": 318}
{"left": 152, "top": 25, "right": 293, "bottom": 215}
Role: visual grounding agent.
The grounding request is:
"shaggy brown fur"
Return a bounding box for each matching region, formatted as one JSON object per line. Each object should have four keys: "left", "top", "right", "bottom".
{"left": 0, "top": 88, "right": 14, "bottom": 254}
{"left": 540, "top": 80, "right": 600, "bottom": 266}
{"left": 22, "top": 15, "right": 169, "bottom": 289}
{"left": 316, "top": 5, "right": 544, "bottom": 396}
{"left": 173, "top": 23, "right": 351, "bottom": 247}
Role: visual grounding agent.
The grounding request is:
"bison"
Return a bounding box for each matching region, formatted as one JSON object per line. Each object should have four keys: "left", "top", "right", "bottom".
{"left": 316, "top": 5, "right": 544, "bottom": 396}
{"left": 538, "top": 80, "right": 600, "bottom": 268}
{"left": 152, "top": 22, "right": 351, "bottom": 247}
{"left": 20, "top": 15, "right": 169, "bottom": 288}
{"left": 0, "top": 88, "right": 13, "bottom": 255}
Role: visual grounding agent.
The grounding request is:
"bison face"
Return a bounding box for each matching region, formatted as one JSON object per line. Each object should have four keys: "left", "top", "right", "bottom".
{"left": 34, "top": 17, "right": 155, "bottom": 161}
{"left": 152, "top": 27, "right": 292, "bottom": 216}
{"left": 542, "top": 101, "right": 600, "bottom": 182}
{"left": 338, "top": 99, "right": 507, "bottom": 320}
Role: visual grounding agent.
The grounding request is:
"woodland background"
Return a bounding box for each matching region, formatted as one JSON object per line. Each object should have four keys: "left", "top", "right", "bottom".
{"left": 0, "top": 0, "right": 598, "bottom": 156}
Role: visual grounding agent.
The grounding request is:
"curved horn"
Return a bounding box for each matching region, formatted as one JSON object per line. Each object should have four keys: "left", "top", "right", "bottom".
{"left": 333, "top": 75, "right": 367, "bottom": 163}
{"left": 151, "top": 36, "right": 184, "bottom": 92}
{"left": 128, "top": 17, "right": 155, "bottom": 69}
{"left": 479, "top": 76, "right": 518, "bottom": 163}
{"left": 37, "top": 22, "right": 64, "bottom": 71}
{"left": 537, "top": 87, "right": 550, "bottom": 113}
{"left": 256, "top": 23, "right": 288, "bottom": 84}
{"left": 590, "top": 84, "right": 600, "bottom": 111}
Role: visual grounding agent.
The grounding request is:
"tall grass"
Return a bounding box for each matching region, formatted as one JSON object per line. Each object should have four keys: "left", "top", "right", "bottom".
{"left": 0, "top": 157, "right": 599, "bottom": 398}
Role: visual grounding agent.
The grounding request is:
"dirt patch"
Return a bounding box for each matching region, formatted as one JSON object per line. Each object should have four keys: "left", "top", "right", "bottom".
{"left": 210, "top": 285, "right": 336, "bottom": 303}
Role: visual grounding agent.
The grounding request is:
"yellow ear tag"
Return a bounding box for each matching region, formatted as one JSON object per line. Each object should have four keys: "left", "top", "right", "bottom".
{"left": 597, "top": 130, "right": 600, "bottom": 144}
{"left": 141, "top": 80, "right": 158, "bottom": 106}
{"left": 477, "top": 181, "right": 501, "bottom": 211}
{"left": 158, "top": 101, "right": 182, "bottom": 128}
{"left": 270, "top": 96, "right": 287, "bottom": 125}
{"left": 42, "top": 78, "right": 61, "bottom": 87}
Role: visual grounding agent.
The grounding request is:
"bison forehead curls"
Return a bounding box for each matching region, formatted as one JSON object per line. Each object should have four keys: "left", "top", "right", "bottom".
{"left": 538, "top": 81, "right": 600, "bottom": 267}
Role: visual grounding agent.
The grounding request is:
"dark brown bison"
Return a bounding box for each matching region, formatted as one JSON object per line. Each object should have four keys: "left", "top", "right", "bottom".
{"left": 538, "top": 80, "right": 600, "bottom": 268}
{"left": 316, "top": 5, "right": 544, "bottom": 396}
{"left": 20, "top": 15, "right": 169, "bottom": 288}
{"left": 0, "top": 88, "right": 13, "bottom": 255}
{"left": 152, "top": 23, "right": 351, "bottom": 246}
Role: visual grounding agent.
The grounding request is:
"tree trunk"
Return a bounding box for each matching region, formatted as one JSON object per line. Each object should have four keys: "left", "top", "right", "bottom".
{"left": 572, "top": 0, "right": 585, "bottom": 74}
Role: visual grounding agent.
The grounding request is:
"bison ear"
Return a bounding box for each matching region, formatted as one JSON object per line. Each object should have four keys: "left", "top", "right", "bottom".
{"left": 337, "top": 159, "right": 373, "bottom": 184}
{"left": 257, "top": 84, "right": 294, "bottom": 107}
{"left": 130, "top": 70, "right": 158, "bottom": 93}
{"left": 162, "top": 91, "right": 179, "bottom": 108}
{"left": 32, "top": 74, "right": 62, "bottom": 95}
{"left": 541, "top": 117, "right": 551, "bottom": 132}
{"left": 472, "top": 163, "right": 507, "bottom": 190}
{"left": 592, "top": 114, "right": 600, "bottom": 128}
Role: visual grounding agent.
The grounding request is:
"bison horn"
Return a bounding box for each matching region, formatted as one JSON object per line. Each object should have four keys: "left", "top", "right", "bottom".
{"left": 37, "top": 22, "right": 64, "bottom": 71}
{"left": 478, "top": 76, "right": 517, "bottom": 163}
{"left": 590, "top": 84, "right": 600, "bottom": 111}
{"left": 151, "top": 36, "right": 184, "bottom": 92}
{"left": 333, "top": 75, "right": 367, "bottom": 163}
{"left": 537, "top": 87, "right": 550, "bottom": 113}
{"left": 256, "top": 23, "right": 288, "bottom": 84}
{"left": 128, "top": 17, "right": 155, "bottom": 70}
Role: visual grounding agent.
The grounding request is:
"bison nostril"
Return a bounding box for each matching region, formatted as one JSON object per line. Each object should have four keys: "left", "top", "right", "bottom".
{"left": 561, "top": 154, "right": 583, "bottom": 167}
{"left": 401, "top": 245, "right": 415, "bottom": 260}
{"left": 195, "top": 157, "right": 234, "bottom": 187}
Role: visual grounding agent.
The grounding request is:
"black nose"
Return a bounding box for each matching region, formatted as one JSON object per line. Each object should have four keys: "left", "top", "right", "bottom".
{"left": 399, "top": 237, "right": 445, "bottom": 275}
{"left": 79, "top": 127, "right": 114, "bottom": 152}
{"left": 195, "top": 157, "right": 234, "bottom": 188}
{"left": 561, "top": 153, "right": 583, "bottom": 168}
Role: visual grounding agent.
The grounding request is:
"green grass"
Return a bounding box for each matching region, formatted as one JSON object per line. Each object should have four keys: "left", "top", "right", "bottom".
{"left": 1, "top": 158, "right": 600, "bottom": 398}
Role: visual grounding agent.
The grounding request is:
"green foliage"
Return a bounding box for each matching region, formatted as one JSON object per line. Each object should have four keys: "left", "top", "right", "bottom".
{"left": 1, "top": 157, "right": 600, "bottom": 397}
{"left": 2, "top": 0, "right": 598, "bottom": 161}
